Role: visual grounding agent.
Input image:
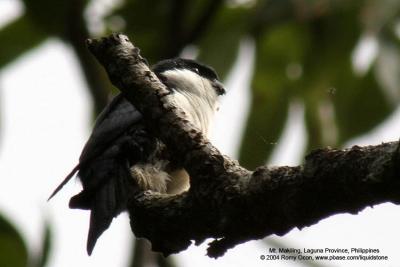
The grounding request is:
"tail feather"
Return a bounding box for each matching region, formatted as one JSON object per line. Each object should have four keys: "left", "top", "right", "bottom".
{"left": 69, "top": 191, "right": 92, "bottom": 210}
{"left": 70, "top": 163, "right": 134, "bottom": 255}
{"left": 48, "top": 164, "right": 80, "bottom": 201}
{"left": 86, "top": 184, "right": 115, "bottom": 255}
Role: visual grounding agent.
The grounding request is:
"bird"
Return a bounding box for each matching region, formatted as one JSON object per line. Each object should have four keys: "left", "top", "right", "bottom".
{"left": 48, "top": 58, "right": 225, "bottom": 255}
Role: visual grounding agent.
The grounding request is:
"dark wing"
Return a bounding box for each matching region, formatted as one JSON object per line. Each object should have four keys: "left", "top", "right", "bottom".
{"left": 71, "top": 120, "right": 156, "bottom": 255}
{"left": 70, "top": 93, "right": 153, "bottom": 255}
{"left": 79, "top": 93, "right": 142, "bottom": 163}
{"left": 48, "top": 93, "right": 142, "bottom": 200}
{"left": 49, "top": 66, "right": 170, "bottom": 254}
{"left": 48, "top": 93, "right": 153, "bottom": 254}
{"left": 71, "top": 128, "right": 146, "bottom": 255}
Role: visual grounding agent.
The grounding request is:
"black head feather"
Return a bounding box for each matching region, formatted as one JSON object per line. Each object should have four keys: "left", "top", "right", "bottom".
{"left": 152, "top": 58, "right": 225, "bottom": 95}
{"left": 152, "top": 58, "right": 219, "bottom": 82}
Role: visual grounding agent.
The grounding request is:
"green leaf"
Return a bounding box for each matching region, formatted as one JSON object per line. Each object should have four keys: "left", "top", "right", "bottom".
{"left": 0, "top": 214, "right": 28, "bottom": 267}
{"left": 109, "top": 0, "right": 179, "bottom": 63}
{"left": 298, "top": 4, "right": 380, "bottom": 150}
{"left": 22, "top": 0, "right": 89, "bottom": 37}
{"left": 197, "top": 6, "right": 250, "bottom": 79}
{"left": 239, "top": 89, "right": 289, "bottom": 169}
{"left": 304, "top": 5, "right": 393, "bottom": 145}
{"left": 304, "top": 94, "right": 325, "bottom": 151}
{"left": 239, "top": 23, "right": 308, "bottom": 169}
{"left": 303, "top": 84, "right": 337, "bottom": 152}
{"left": 109, "top": 0, "right": 241, "bottom": 68}
{"left": 333, "top": 71, "right": 393, "bottom": 143}
{"left": 375, "top": 36, "right": 400, "bottom": 105}
{"left": 0, "top": 15, "right": 47, "bottom": 68}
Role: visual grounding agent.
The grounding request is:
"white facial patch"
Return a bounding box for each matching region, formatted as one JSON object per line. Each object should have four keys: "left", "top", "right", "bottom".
{"left": 161, "top": 69, "right": 220, "bottom": 136}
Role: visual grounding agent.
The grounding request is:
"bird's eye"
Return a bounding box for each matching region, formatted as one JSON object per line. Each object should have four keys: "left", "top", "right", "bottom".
{"left": 194, "top": 68, "right": 199, "bottom": 73}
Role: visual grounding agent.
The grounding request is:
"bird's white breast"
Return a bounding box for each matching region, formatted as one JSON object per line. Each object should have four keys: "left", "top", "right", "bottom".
{"left": 131, "top": 68, "right": 220, "bottom": 194}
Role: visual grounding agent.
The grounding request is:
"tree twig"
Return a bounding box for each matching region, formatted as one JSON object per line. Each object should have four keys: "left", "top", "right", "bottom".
{"left": 164, "top": 0, "right": 224, "bottom": 57}
{"left": 86, "top": 33, "right": 400, "bottom": 258}
{"left": 65, "top": 0, "right": 110, "bottom": 115}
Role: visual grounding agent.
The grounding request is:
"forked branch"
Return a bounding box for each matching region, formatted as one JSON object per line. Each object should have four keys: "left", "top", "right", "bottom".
{"left": 86, "top": 33, "right": 400, "bottom": 258}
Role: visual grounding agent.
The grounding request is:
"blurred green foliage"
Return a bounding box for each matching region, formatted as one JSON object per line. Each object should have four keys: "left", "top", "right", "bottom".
{"left": 1, "top": 0, "right": 400, "bottom": 266}
{"left": 0, "top": 214, "right": 28, "bottom": 267}
{"left": 0, "top": 214, "right": 51, "bottom": 267}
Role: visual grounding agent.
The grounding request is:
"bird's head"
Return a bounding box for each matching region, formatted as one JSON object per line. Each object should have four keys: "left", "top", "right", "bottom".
{"left": 152, "top": 58, "right": 225, "bottom": 136}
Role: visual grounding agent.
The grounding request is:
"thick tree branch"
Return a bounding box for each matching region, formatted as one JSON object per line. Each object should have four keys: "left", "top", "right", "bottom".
{"left": 86, "top": 34, "right": 400, "bottom": 258}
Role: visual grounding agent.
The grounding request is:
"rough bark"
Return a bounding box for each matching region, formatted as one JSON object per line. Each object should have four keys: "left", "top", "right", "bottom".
{"left": 86, "top": 33, "right": 400, "bottom": 258}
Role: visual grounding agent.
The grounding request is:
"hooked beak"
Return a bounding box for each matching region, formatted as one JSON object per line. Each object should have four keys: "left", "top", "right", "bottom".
{"left": 212, "top": 79, "right": 226, "bottom": 95}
